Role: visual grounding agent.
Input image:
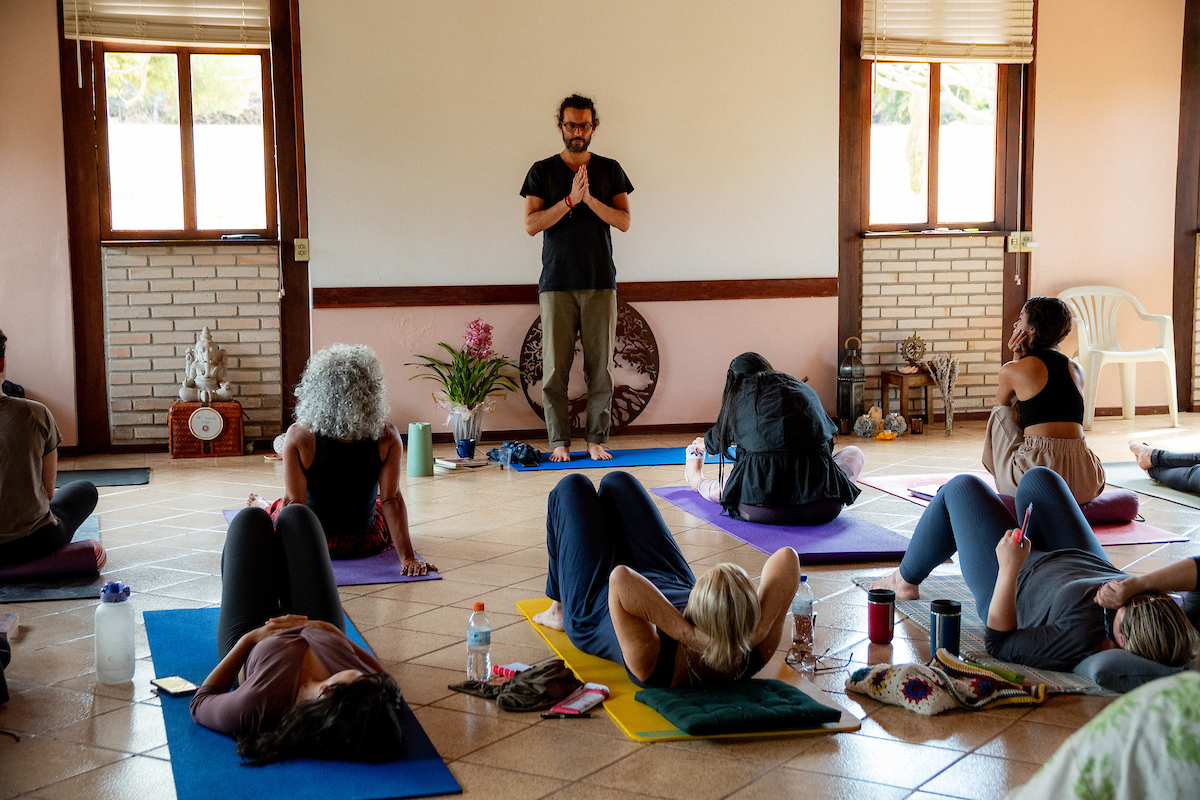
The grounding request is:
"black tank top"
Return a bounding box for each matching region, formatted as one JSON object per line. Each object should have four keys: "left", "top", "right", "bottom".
{"left": 302, "top": 435, "right": 382, "bottom": 537}
{"left": 1016, "top": 350, "right": 1084, "bottom": 428}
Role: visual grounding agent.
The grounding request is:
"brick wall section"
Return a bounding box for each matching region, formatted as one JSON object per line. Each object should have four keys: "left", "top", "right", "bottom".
{"left": 103, "top": 244, "right": 283, "bottom": 444}
{"left": 860, "top": 235, "right": 1005, "bottom": 418}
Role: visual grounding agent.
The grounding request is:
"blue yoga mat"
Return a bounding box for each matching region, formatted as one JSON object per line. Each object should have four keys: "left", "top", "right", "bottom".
{"left": 510, "top": 446, "right": 731, "bottom": 471}
{"left": 651, "top": 486, "right": 910, "bottom": 564}
{"left": 144, "top": 608, "right": 461, "bottom": 800}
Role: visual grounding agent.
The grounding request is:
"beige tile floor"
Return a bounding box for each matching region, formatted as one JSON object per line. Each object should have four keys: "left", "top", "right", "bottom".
{"left": 2, "top": 414, "right": 1199, "bottom": 800}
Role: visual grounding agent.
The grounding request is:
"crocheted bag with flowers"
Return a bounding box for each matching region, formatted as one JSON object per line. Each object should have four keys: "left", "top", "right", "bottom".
{"left": 845, "top": 649, "right": 1047, "bottom": 716}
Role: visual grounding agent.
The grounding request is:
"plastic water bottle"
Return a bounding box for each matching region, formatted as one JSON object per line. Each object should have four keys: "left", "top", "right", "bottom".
{"left": 94, "top": 581, "right": 135, "bottom": 684}
{"left": 466, "top": 601, "right": 492, "bottom": 681}
{"left": 791, "top": 575, "right": 815, "bottom": 656}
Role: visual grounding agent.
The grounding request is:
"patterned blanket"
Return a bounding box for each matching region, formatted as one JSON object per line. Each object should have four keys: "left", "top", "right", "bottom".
{"left": 851, "top": 575, "right": 1110, "bottom": 695}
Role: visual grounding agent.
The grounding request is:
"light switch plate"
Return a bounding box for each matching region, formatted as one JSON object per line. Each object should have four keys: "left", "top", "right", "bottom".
{"left": 294, "top": 238, "right": 310, "bottom": 261}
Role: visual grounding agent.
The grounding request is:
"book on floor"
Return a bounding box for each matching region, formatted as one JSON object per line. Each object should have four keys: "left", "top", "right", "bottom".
{"left": 908, "top": 484, "right": 943, "bottom": 501}
{"left": 434, "top": 457, "right": 489, "bottom": 469}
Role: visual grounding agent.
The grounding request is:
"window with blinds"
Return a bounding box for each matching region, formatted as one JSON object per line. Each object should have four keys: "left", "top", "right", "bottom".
{"left": 62, "top": 1, "right": 270, "bottom": 48}
{"left": 862, "top": 0, "right": 1034, "bottom": 64}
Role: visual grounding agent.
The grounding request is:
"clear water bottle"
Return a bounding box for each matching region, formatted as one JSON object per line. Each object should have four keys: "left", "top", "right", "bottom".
{"left": 791, "top": 574, "right": 815, "bottom": 656}
{"left": 95, "top": 581, "right": 135, "bottom": 684}
{"left": 466, "top": 601, "right": 492, "bottom": 681}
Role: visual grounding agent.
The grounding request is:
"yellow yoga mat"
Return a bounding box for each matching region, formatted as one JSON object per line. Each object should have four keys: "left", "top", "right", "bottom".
{"left": 517, "top": 598, "right": 862, "bottom": 742}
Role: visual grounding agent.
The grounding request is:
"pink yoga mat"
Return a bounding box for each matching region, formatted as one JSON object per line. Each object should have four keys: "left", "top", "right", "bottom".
{"left": 222, "top": 509, "right": 441, "bottom": 586}
{"left": 650, "top": 487, "right": 910, "bottom": 563}
{"left": 856, "top": 473, "right": 1187, "bottom": 545}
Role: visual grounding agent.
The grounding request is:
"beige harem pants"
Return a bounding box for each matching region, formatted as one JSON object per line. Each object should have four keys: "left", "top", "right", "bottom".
{"left": 981, "top": 404, "right": 1105, "bottom": 504}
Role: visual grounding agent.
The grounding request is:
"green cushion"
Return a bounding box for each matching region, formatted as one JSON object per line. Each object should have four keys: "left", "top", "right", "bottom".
{"left": 635, "top": 679, "right": 842, "bottom": 736}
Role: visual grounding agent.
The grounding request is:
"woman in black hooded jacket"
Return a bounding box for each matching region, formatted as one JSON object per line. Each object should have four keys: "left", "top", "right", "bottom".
{"left": 687, "top": 352, "right": 863, "bottom": 525}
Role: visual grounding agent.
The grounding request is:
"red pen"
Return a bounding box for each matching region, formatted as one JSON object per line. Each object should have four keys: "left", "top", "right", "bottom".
{"left": 1015, "top": 503, "right": 1032, "bottom": 546}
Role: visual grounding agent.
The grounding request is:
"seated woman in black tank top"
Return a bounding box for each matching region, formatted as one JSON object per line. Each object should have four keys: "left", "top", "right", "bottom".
{"left": 246, "top": 345, "right": 435, "bottom": 576}
{"left": 983, "top": 297, "right": 1105, "bottom": 504}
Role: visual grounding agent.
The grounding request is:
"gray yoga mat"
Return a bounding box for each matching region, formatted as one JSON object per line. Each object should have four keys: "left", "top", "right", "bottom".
{"left": 1103, "top": 461, "right": 1200, "bottom": 510}
{"left": 56, "top": 467, "right": 150, "bottom": 488}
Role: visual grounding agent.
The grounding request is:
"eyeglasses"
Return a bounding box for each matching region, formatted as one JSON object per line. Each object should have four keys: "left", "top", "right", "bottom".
{"left": 560, "top": 122, "right": 595, "bottom": 133}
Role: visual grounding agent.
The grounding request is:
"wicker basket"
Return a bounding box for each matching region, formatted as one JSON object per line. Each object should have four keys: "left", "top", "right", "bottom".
{"left": 168, "top": 401, "right": 245, "bottom": 458}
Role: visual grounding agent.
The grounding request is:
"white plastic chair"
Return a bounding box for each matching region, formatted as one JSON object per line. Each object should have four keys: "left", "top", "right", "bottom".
{"left": 1057, "top": 286, "right": 1178, "bottom": 429}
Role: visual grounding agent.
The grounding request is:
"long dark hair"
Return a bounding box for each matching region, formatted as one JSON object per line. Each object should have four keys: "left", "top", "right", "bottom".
{"left": 710, "top": 353, "right": 774, "bottom": 488}
{"left": 236, "top": 672, "right": 406, "bottom": 766}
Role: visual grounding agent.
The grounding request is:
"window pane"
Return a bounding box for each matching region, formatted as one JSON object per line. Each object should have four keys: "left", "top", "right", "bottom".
{"left": 104, "top": 53, "right": 183, "bottom": 230}
{"left": 191, "top": 54, "right": 267, "bottom": 230}
{"left": 937, "top": 64, "right": 997, "bottom": 224}
{"left": 869, "top": 63, "right": 929, "bottom": 226}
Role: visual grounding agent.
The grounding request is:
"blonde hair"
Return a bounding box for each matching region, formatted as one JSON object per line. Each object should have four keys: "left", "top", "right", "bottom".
{"left": 1121, "top": 592, "right": 1198, "bottom": 667}
{"left": 683, "top": 563, "right": 761, "bottom": 675}
{"left": 294, "top": 345, "right": 389, "bottom": 441}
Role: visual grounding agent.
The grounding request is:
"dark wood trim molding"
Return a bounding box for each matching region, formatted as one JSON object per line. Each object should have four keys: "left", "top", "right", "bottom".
{"left": 271, "top": 0, "right": 310, "bottom": 425}
{"left": 838, "top": 0, "right": 866, "bottom": 361}
{"left": 312, "top": 278, "right": 838, "bottom": 309}
{"left": 58, "top": 26, "right": 110, "bottom": 454}
{"left": 1173, "top": 0, "right": 1200, "bottom": 409}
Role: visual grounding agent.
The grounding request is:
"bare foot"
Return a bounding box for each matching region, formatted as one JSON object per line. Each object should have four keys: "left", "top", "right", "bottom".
{"left": 685, "top": 438, "right": 706, "bottom": 487}
{"left": 532, "top": 600, "right": 565, "bottom": 630}
{"left": 1129, "top": 441, "right": 1154, "bottom": 472}
{"left": 549, "top": 446, "right": 571, "bottom": 463}
{"left": 247, "top": 492, "right": 270, "bottom": 509}
{"left": 870, "top": 570, "right": 920, "bottom": 601}
{"left": 587, "top": 442, "right": 612, "bottom": 461}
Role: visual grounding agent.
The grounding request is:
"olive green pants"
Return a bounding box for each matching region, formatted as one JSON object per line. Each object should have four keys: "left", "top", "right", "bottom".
{"left": 539, "top": 289, "right": 617, "bottom": 448}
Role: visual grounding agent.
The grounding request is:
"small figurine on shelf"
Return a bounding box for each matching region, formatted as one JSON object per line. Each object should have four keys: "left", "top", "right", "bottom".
{"left": 179, "top": 327, "right": 233, "bottom": 402}
{"left": 897, "top": 334, "right": 928, "bottom": 375}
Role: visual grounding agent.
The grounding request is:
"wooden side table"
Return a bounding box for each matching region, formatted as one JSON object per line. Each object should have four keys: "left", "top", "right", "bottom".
{"left": 880, "top": 370, "right": 938, "bottom": 426}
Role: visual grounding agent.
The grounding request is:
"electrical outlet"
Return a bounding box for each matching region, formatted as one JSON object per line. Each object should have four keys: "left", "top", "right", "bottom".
{"left": 1006, "top": 231, "right": 1036, "bottom": 253}
{"left": 294, "top": 238, "right": 310, "bottom": 261}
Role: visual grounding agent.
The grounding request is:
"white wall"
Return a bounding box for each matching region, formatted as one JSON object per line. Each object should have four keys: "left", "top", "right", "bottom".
{"left": 0, "top": 0, "right": 78, "bottom": 445}
{"left": 300, "top": 0, "right": 842, "bottom": 288}
{"left": 1031, "top": 0, "right": 1185, "bottom": 408}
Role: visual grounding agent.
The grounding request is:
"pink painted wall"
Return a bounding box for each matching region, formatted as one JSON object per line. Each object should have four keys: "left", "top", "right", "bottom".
{"left": 0, "top": 0, "right": 77, "bottom": 444}
{"left": 311, "top": 297, "right": 839, "bottom": 437}
{"left": 1031, "top": 0, "right": 1185, "bottom": 409}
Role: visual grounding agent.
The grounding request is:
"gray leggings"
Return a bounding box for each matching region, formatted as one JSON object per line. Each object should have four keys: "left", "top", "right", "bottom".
{"left": 1148, "top": 449, "right": 1200, "bottom": 494}
{"left": 898, "top": 467, "right": 1108, "bottom": 619}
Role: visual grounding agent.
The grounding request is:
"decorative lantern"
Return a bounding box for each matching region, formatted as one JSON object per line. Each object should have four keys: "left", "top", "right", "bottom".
{"left": 837, "top": 336, "right": 866, "bottom": 423}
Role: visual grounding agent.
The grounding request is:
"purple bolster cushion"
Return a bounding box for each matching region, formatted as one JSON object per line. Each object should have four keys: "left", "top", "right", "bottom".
{"left": 998, "top": 486, "right": 1140, "bottom": 526}
{"left": 0, "top": 541, "right": 100, "bottom": 583}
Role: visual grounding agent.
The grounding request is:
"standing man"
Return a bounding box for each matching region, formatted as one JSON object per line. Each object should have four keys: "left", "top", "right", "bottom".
{"left": 522, "top": 94, "right": 633, "bottom": 462}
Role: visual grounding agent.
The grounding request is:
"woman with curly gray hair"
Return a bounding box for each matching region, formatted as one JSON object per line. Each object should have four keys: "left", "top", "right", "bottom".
{"left": 248, "top": 345, "right": 434, "bottom": 576}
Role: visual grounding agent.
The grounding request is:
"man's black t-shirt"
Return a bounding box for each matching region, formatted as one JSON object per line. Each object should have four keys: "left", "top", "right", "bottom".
{"left": 520, "top": 154, "right": 633, "bottom": 292}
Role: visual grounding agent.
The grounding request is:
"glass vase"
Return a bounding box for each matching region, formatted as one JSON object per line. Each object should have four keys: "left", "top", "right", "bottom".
{"left": 450, "top": 405, "right": 484, "bottom": 458}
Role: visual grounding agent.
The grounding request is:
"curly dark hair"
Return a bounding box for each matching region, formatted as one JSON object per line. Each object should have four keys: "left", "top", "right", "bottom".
{"left": 1022, "top": 296, "right": 1074, "bottom": 352}
{"left": 557, "top": 94, "right": 598, "bottom": 125}
{"left": 236, "top": 672, "right": 406, "bottom": 766}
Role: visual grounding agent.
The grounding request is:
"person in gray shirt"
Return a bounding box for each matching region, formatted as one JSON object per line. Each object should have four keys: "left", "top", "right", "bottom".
{"left": 873, "top": 467, "right": 1198, "bottom": 671}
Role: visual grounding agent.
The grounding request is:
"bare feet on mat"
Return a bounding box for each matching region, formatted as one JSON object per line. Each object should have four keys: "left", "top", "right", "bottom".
{"left": 685, "top": 437, "right": 706, "bottom": 486}
{"left": 532, "top": 600, "right": 565, "bottom": 630}
{"left": 587, "top": 442, "right": 612, "bottom": 461}
{"left": 871, "top": 569, "right": 920, "bottom": 600}
{"left": 246, "top": 492, "right": 270, "bottom": 509}
{"left": 1129, "top": 441, "right": 1154, "bottom": 472}
{"left": 549, "top": 446, "right": 571, "bottom": 463}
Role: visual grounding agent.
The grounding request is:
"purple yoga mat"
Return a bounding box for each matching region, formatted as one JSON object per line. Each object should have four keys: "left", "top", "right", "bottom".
{"left": 650, "top": 487, "right": 911, "bottom": 564}
{"left": 222, "top": 510, "right": 441, "bottom": 586}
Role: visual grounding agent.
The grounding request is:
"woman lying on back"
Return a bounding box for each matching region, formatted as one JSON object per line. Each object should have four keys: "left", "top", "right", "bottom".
{"left": 532, "top": 471, "right": 798, "bottom": 687}
{"left": 191, "top": 504, "right": 405, "bottom": 764}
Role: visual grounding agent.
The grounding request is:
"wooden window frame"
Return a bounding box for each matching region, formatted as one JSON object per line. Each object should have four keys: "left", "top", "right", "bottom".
{"left": 865, "top": 60, "right": 1017, "bottom": 233}
{"left": 93, "top": 41, "right": 278, "bottom": 241}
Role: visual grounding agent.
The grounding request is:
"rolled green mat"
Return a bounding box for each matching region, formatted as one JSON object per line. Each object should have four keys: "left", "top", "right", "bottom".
{"left": 407, "top": 422, "right": 434, "bottom": 477}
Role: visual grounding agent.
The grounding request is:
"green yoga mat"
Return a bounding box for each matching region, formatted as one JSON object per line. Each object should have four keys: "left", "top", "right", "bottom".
{"left": 1103, "top": 461, "right": 1200, "bottom": 510}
